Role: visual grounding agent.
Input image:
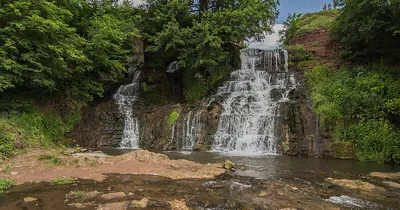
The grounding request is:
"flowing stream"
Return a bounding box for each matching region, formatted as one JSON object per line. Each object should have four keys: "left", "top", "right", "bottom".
{"left": 113, "top": 71, "right": 141, "bottom": 149}
{"left": 212, "top": 49, "right": 296, "bottom": 155}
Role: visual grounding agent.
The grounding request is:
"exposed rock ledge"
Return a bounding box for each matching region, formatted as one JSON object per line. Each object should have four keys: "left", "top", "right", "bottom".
{"left": 0, "top": 150, "right": 225, "bottom": 184}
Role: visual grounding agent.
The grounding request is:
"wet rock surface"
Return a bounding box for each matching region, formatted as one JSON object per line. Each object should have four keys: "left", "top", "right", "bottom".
{"left": 1, "top": 172, "right": 399, "bottom": 210}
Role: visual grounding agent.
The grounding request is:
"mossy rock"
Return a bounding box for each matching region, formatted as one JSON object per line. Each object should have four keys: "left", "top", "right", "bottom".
{"left": 331, "top": 141, "right": 356, "bottom": 159}
{"left": 223, "top": 159, "right": 235, "bottom": 171}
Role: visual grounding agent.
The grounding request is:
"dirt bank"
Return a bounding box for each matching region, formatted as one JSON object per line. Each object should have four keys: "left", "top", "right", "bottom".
{"left": 0, "top": 149, "right": 224, "bottom": 184}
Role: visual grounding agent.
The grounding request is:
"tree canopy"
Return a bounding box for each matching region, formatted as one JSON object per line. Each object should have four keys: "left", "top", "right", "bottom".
{"left": 0, "top": 0, "right": 139, "bottom": 103}
{"left": 140, "top": 0, "right": 279, "bottom": 101}
{"left": 330, "top": 0, "right": 400, "bottom": 61}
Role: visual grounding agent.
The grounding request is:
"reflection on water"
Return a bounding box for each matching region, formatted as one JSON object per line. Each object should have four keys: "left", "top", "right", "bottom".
{"left": 99, "top": 148, "right": 400, "bottom": 180}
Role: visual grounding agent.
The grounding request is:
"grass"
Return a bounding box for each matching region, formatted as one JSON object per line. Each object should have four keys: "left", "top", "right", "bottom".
{"left": 0, "top": 178, "right": 16, "bottom": 194}
{"left": 2, "top": 164, "right": 12, "bottom": 175}
{"left": 295, "top": 9, "right": 339, "bottom": 37}
{"left": 286, "top": 45, "right": 312, "bottom": 62}
{"left": 38, "top": 154, "right": 55, "bottom": 160}
{"left": 51, "top": 177, "right": 75, "bottom": 185}
{"left": 51, "top": 157, "right": 63, "bottom": 165}
{"left": 0, "top": 101, "right": 82, "bottom": 160}
{"left": 66, "top": 190, "right": 86, "bottom": 201}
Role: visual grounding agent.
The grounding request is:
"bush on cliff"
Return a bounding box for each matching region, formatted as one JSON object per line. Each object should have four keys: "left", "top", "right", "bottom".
{"left": 330, "top": 0, "right": 400, "bottom": 61}
{"left": 306, "top": 64, "right": 400, "bottom": 163}
{"left": 279, "top": 10, "right": 339, "bottom": 45}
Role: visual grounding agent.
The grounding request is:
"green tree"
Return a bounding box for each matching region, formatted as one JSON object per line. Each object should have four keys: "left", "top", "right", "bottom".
{"left": 331, "top": 0, "right": 400, "bottom": 61}
{"left": 140, "top": 0, "right": 279, "bottom": 101}
{"left": 0, "top": 0, "right": 88, "bottom": 94}
{"left": 0, "top": 0, "right": 139, "bottom": 101}
{"left": 279, "top": 13, "right": 303, "bottom": 45}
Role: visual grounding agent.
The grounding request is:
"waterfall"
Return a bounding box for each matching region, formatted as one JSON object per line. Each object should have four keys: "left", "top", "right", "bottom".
{"left": 183, "top": 109, "right": 203, "bottom": 149}
{"left": 164, "top": 108, "right": 203, "bottom": 150}
{"left": 113, "top": 71, "right": 141, "bottom": 149}
{"left": 212, "top": 49, "right": 296, "bottom": 155}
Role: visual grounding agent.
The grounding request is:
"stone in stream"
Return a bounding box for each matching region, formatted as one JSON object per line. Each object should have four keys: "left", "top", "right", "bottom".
{"left": 23, "top": 197, "right": 37, "bottom": 202}
{"left": 223, "top": 159, "right": 235, "bottom": 171}
{"left": 325, "top": 178, "right": 385, "bottom": 191}
{"left": 131, "top": 198, "right": 149, "bottom": 208}
{"left": 382, "top": 181, "right": 400, "bottom": 189}
{"left": 100, "top": 192, "right": 127, "bottom": 200}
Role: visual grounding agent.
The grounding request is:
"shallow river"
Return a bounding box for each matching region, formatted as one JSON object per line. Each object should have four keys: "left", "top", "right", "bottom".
{"left": 101, "top": 148, "right": 400, "bottom": 180}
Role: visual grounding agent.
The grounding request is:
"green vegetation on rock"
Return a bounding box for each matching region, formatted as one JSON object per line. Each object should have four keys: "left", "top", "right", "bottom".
{"left": 279, "top": 10, "right": 339, "bottom": 45}
{"left": 330, "top": 0, "right": 400, "bottom": 61}
{"left": 0, "top": 0, "right": 139, "bottom": 158}
{"left": 0, "top": 178, "right": 15, "bottom": 194}
{"left": 306, "top": 64, "right": 400, "bottom": 163}
{"left": 51, "top": 177, "right": 75, "bottom": 185}
{"left": 167, "top": 111, "right": 180, "bottom": 126}
{"left": 66, "top": 190, "right": 86, "bottom": 201}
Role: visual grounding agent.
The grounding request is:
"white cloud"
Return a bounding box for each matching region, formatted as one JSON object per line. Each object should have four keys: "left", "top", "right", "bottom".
{"left": 247, "top": 24, "right": 284, "bottom": 50}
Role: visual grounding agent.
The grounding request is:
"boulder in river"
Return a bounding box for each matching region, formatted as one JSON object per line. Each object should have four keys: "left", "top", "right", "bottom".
{"left": 223, "top": 160, "right": 235, "bottom": 171}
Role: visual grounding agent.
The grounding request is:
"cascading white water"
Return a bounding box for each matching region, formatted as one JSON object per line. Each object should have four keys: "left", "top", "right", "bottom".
{"left": 113, "top": 71, "right": 141, "bottom": 149}
{"left": 183, "top": 109, "right": 203, "bottom": 149}
{"left": 165, "top": 108, "right": 203, "bottom": 150}
{"left": 212, "top": 49, "right": 297, "bottom": 155}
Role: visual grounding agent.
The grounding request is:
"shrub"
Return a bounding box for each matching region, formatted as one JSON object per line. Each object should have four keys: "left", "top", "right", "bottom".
{"left": 167, "top": 111, "right": 180, "bottom": 126}
{"left": 38, "top": 154, "right": 56, "bottom": 160}
{"left": 66, "top": 190, "right": 86, "bottom": 201}
{"left": 0, "top": 178, "right": 16, "bottom": 194}
{"left": 306, "top": 63, "right": 400, "bottom": 163}
{"left": 0, "top": 103, "right": 81, "bottom": 159}
{"left": 286, "top": 45, "right": 311, "bottom": 62}
{"left": 336, "top": 120, "right": 400, "bottom": 164}
{"left": 51, "top": 177, "right": 75, "bottom": 185}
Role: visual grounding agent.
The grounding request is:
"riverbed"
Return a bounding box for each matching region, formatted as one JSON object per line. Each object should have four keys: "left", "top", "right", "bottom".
{"left": 0, "top": 149, "right": 399, "bottom": 210}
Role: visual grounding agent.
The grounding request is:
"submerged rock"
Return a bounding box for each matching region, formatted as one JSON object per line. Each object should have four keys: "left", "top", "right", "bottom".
{"left": 100, "top": 192, "right": 126, "bottom": 200}
{"left": 325, "top": 178, "right": 384, "bottom": 191}
{"left": 97, "top": 201, "right": 129, "bottom": 210}
{"left": 131, "top": 198, "right": 149, "bottom": 208}
{"left": 382, "top": 181, "right": 400, "bottom": 189}
{"left": 168, "top": 199, "right": 189, "bottom": 210}
{"left": 23, "top": 197, "right": 37, "bottom": 202}
{"left": 370, "top": 172, "right": 400, "bottom": 180}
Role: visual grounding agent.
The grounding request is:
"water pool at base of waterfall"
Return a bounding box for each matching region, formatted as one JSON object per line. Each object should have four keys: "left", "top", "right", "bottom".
{"left": 99, "top": 148, "right": 399, "bottom": 180}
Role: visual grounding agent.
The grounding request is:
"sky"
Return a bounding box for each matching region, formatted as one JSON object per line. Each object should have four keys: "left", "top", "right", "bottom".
{"left": 249, "top": 0, "right": 334, "bottom": 50}
{"left": 278, "top": 0, "right": 334, "bottom": 23}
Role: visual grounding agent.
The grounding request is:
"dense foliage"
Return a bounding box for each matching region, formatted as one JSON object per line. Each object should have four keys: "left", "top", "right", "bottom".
{"left": 306, "top": 64, "right": 400, "bottom": 163}
{"left": 0, "top": 0, "right": 279, "bottom": 157}
{"left": 0, "top": 0, "right": 138, "bottom": 101}
{"left": 330, "top": 0, "right": 400, "bottom": 61}
{"left": 0, "top": 0, "right": 139, "bottom": 158}
{"left": 140, "top": 0, "right": 279, "bottom": 101}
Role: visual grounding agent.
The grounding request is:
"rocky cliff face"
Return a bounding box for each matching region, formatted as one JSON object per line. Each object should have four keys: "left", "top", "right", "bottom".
{"left": 70, "top": 34, "right": 337, "bottom": 158}
{"left": 69, "top": 102, "right": 124, "bottom": 148}
{"left": 70, "top": 102, "right": 221, "bottom": 150}
{"left": 278, "top": 73, "right": 333, "bottom": 157}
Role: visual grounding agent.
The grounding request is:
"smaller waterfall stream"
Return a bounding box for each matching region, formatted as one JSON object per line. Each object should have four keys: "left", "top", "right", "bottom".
{"left": 183, "top": 109, "right": 203, "bottom": 149}
{"left": 113, "top": 71, "right": 141, "bottom": 149}
{"left": 165, "top": 108, "right": 204, "bottom": 150}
